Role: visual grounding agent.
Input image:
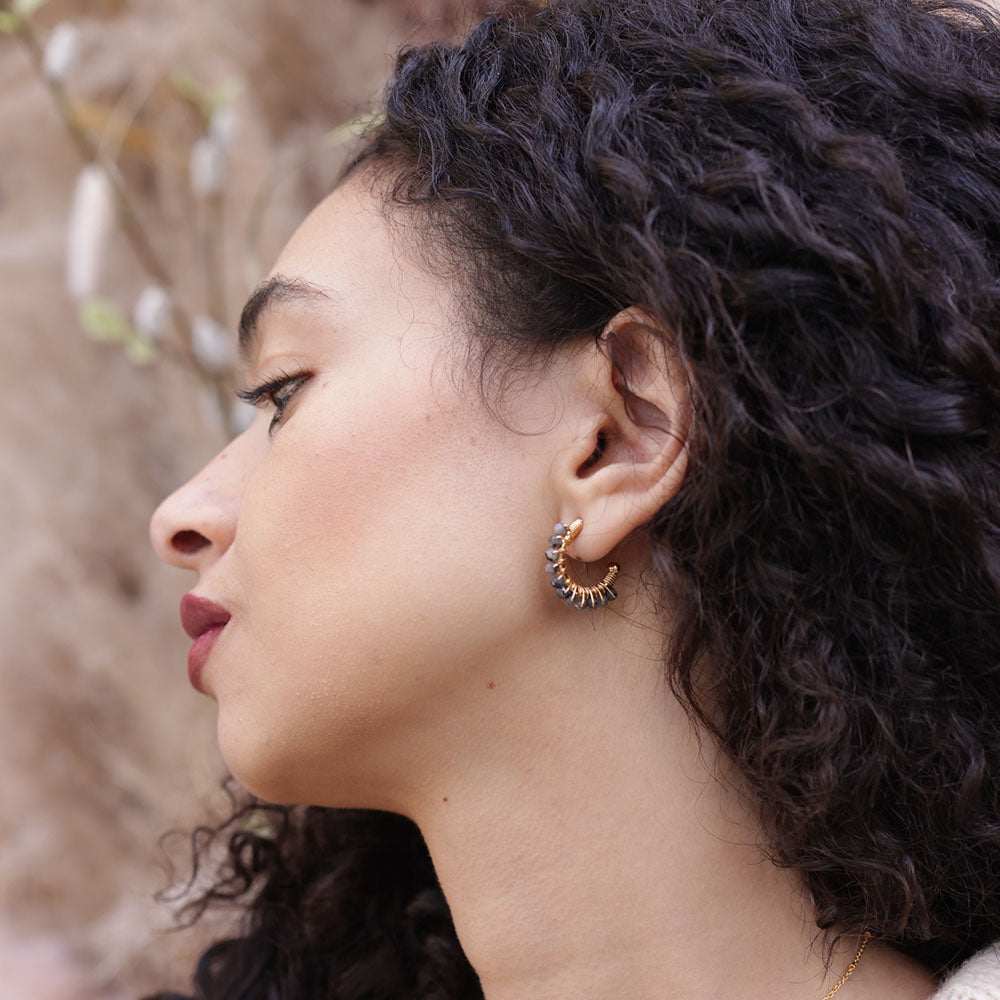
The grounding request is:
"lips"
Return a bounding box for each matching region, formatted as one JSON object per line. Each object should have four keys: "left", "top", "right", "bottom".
{"left": 180, "top": 593, "right": 231, "bottom": 639}
{"left": 180, "top": 593, "right": 231, "bottom": 694}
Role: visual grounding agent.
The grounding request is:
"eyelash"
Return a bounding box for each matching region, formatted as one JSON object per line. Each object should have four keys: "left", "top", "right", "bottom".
{"left": 235, "top": 368, "right": 310, "bottom": 435}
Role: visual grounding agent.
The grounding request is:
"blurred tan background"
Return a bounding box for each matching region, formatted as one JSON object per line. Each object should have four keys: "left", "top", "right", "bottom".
{"left": 0, "top": 1, "right": 486, "bottom": 996}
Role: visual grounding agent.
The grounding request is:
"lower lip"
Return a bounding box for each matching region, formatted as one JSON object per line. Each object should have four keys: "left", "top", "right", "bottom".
{"left": 187, "top": 623, "right": 227, "bottom": 693}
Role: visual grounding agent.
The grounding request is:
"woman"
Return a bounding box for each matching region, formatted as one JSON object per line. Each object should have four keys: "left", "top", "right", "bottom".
{"left": 148, "top": 0, "right": 1000, "bottom": 996}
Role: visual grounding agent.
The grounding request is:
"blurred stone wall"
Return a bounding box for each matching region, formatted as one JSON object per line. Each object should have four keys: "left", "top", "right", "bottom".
{"left": 0, "top": 1, "right": 480, "bottom": 997}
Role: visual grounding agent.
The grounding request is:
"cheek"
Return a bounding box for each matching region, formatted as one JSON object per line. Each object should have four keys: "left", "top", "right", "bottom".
{"left": 241, "top": 373, "right": 426, "bottom": 549}
{"left": 265, "top": 388, "right": 544, "bottom": 669}
{"left": 234, "top": 374, "right": 530, "bottom": 644}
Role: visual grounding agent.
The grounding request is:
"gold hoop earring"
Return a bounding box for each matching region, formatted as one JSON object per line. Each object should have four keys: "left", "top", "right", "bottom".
{"left": 545, "top": 519, "right": 620, "bottom": 609}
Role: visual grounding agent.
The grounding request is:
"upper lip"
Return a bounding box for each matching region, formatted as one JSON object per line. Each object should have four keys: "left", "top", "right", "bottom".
{"left": 180, "top": 593, "right": 231, "bottom": 639}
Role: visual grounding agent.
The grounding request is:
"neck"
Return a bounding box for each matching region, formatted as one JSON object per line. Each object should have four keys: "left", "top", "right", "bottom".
{"left": 401, "top": 607, "right": 937, "bottom": 1000}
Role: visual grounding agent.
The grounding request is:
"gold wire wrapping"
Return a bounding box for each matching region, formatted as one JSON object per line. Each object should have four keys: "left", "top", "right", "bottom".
{"left": 547, "top": 519, "right": 620, "bottom": 608}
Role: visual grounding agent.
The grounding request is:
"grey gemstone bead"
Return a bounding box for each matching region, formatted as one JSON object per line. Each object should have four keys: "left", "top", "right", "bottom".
{"left": 549, "top": 535, "right": 563, "bottom": 547}
{"left": 545, "top": 547, "right": 559, "bottom": 561}
{"left": 551, "top": 576, "right": 564, "bottom": 588}
{"left": 553, "top": 522, "right": 566, "bottom": 535}
{"left": 606, "top": 585, "right": 618, "bottom": 601}
{"left": 545, "top": 561, "right": 557, "bottom": 574}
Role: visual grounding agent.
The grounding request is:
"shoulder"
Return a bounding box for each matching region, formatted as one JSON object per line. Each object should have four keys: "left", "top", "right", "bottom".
{"left": 933, "top": 946, "right": 1000, "bottom": 1000}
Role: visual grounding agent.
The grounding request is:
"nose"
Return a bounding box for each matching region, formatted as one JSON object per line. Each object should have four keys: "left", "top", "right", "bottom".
{"left": 149, "top": 435, "right": 250, "bottom": 572}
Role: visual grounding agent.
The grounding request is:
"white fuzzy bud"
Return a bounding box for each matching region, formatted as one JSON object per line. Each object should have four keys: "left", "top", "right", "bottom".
{"left": 132, "top": 285, "right": 172, "bottom": 341}
{"left": 191, "top": 315, "right": 232, "bottom": 372}
{"left": 43, "top": 22, "right": 79, "bottom": 83}
{"left": 209, "top": 105, "right": 238, "bottom": 152}
{"left": 189, "top": 135, "right": 227, "bottom": 198}
{"left": 66, "top": 164, "right": 115, "bottom": 300}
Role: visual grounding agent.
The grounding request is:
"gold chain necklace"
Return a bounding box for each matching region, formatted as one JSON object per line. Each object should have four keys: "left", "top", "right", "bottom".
{"left": 820, "top": 931, "right": 872, "bottom": 1000}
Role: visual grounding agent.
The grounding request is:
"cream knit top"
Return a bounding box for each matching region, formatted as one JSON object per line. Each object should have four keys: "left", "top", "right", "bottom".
{"left": 932, "top": 946, "right": 1000, "bottom": 1000}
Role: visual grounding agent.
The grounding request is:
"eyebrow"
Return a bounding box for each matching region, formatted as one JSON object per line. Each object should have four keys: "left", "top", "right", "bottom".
{"left": 238, "top": 275, "right": 334, "bottom": 364}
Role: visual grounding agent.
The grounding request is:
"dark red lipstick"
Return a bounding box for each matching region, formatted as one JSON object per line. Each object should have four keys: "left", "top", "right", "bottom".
{"left": 180, "top": 593, "right": 231, "bottom": 693}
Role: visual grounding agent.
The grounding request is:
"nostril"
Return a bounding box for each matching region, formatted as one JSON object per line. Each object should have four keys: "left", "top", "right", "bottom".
{"left": 172, "top": 530, "right": 210, "bottom": 555}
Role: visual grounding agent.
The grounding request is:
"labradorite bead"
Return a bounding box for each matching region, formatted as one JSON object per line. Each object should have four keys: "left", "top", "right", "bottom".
{"left": 551, "top": 576, "right": 564, "bottom": 588}
{"left": 545, "top": 547, "right": 559, "bottom": 561}
{"left": 545, "top": 561, "right": 557, "bottom": 574}
{"left": 549, "top": 535, "right": 562, "bottom": 547}
{"left": 554, "top": 522, "right": 566, "bottom": 535}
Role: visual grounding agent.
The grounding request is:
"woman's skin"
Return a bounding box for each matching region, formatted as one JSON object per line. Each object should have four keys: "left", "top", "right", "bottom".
{"left": 150, "top": 173, "right": 938, "bottom": 1000}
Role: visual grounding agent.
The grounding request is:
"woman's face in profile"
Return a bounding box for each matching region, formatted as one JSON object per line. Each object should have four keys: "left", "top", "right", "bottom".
{"left": 150, "top": 175, "right": 569, "bottom": 812}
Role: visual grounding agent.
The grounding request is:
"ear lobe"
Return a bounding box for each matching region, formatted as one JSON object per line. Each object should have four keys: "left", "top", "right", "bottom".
{"left": 555, "top": 309, "right": 690, "bottom": 564}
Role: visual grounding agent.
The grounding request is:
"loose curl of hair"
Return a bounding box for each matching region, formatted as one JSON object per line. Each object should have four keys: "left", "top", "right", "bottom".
{"left": 151, "top": 0, "right": 1000, "bottom": 996}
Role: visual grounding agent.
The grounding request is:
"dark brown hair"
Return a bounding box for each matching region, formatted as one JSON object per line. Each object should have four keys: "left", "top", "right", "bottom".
{"left": 152, "top": 0, "right": 1000, "bottom": 995}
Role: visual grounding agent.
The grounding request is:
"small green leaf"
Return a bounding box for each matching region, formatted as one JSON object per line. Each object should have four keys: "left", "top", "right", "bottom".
{"left": 169, "top": 66, "right": 213, "bottom": 120}
{"left": 205, "top": 77, "right": 242, "bottom": 118}
{"left": 78, "top": 297, "right": 134, "bottom": 344}
{"left": 0, "top": 10, "right": 22, "bottom": 32}
{"left": 12, "top": 0, "right": 49, "bottom": 18}
{"left": 124, "top": 335, "right": 156, "bottom": 366}
{"left": 170, "top": 66, "right": 243, "bottom": 122}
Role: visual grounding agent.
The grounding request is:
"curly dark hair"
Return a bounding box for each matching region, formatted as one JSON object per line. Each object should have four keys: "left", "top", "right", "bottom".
{"left": 150, "top": 0, "right": 1000, "bottom": 996}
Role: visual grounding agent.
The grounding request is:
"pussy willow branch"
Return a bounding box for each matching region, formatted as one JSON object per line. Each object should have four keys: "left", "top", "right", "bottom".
{"left": 14, "top": 17, "right": 237, "bottom": 421}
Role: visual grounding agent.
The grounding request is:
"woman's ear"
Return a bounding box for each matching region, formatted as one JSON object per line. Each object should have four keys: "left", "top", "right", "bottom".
{"left": 551, "top": 308, "right": 690, "bottom": 563}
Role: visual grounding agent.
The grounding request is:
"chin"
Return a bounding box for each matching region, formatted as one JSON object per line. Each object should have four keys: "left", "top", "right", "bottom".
{"left": 215, "top": 717, "right": 302, "bottom": 805}
{"left": 215, "top": 716, "right": 403, "bottom": 812}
